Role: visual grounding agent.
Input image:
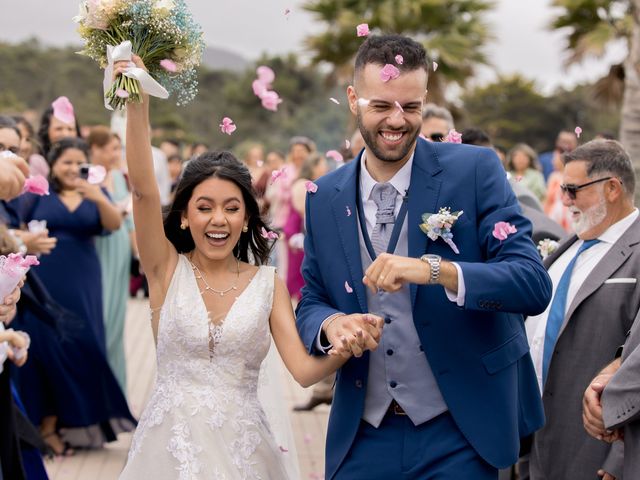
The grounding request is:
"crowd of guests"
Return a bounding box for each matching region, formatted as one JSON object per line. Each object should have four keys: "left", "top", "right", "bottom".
{"left": 0, "top": 92, "right": 638, "bottom": 479}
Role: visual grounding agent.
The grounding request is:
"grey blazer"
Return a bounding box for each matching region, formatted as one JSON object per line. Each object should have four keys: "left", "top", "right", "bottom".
{"left": 530, "top": 217, "right": 640, "bottom": 480}
{"left": 602, "top": 308, "right": 640, "bottom": 478}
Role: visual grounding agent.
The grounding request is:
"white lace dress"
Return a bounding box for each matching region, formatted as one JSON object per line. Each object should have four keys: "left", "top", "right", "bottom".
{"left": 120, "top": 255, "right": 292, "bottom": 480}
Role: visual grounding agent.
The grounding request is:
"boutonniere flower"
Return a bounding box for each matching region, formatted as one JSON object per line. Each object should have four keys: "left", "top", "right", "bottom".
{"left": 537, "top": 238, "right": 559, "bottom": 259}
{"left": 419, "top": 207, "right": 463, "bottom": 254}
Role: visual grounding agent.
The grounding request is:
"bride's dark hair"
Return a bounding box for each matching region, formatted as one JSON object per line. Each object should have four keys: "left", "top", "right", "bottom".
{"left": 164, "top": 151, "right": 274, "bottom": 265}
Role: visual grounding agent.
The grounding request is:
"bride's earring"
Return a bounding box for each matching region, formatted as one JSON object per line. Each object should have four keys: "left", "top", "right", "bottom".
{"left": 242, "top": 224, "right": 248, "bottom": 233}
{"left": 180, "top": 222, "right": 188, "bottom": 230}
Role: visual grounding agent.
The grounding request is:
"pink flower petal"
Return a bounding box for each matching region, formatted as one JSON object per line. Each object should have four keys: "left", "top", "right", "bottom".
{"left": 88, "top": 165, "right": 106, "bottom": 184}
{"left": 219, "top": 117, "right": 237, "bottom": 135}
{"left": 432, "top": 61, "right": 439, "bottom": 72}
{"left": 380, "top": 64, "right": 400, "bottom": 82}
{"left": 22, "top": 175, "right": 50, "bottom": 196}
{"left": 160, "top": 59, "right": 177, "bottom": 73}
{"left": 261, "top": 90, "right": 283, "bottom": 112}
{"left": 115, "top": 88, "right": 129, "bottom": 99}
{"left": 345, "top": 139, "right": 351, "bottom": 150}
{"left": 395, "top": 54, "right": 404, "bottom": 65}
{"left": 326, "top": 150, "right": 343, "bottom": 164}
{"left": 256, "top": 65, "right": 275, "bottom": 86}
{"left": 305, "top": 181, "right": 318, "bottom": 193}
{"left": 51, "top": 96, "right": 75, "bottom": 126}
{"left": 344, "top": 281, "right": 353, "bottom": 293}
{"left": 575, "top": 126, "right": 582, "bottom": 138}
{"left": 492, "top": 221, "right": 518, "bottom": 241}
{"left": 329, "top": 97, "right": 340, "bottom": 105}
{"left": 356, "top": 23, "right": 369, "bottom": 37}
{"left": 270, "top": 167, "right": 287, "bottom": 184}
{"left": 444, "top": 129, "right": 462, "bottom": 144}
{"left": 515, "top": 175, "right": 523, "bottom": 183}
{"left": 284, "top": 8, "right": 291, "bottom": 16}
{"left": 346, "top": 206, "right": 352, "bottom": 217}
{"left": 394, "top": 101, "right": 404, "bottom": 112}
{"left": 252, "top": 79, "right": 268, "bottom": 97}
{"left": 279, "top": 445, "right": 289, "bottom": 452}
{"left": 260, "top": 227, "right": 279, "bottom": 240}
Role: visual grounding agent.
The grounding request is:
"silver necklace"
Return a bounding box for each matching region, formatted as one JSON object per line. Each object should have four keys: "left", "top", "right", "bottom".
{"left": 189, "top": 257, "right": 240, "bottom": 297}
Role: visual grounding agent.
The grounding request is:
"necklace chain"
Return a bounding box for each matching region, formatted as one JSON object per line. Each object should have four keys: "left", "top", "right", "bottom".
{"left": 189, "top": 256, "right": 240, "bottom": 297}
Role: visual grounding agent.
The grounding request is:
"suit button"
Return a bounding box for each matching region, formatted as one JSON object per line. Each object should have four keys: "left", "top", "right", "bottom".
{"left": 384, "top": 317, "right": 391, "bottom": 324}
{"left": 389, "top": 381, "right": 397, "bottom": 388}
{"left": 419, "top": 345, "right": 424, "bottom": 352}
{"left": 386, "top": 349, "right": 394, "bottom": 356}
{"left": 355, "top": 380, "right": 363, "bottom": 388}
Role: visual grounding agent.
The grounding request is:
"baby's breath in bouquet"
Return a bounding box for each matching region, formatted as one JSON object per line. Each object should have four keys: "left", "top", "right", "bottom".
{"left": 74, "top": 0, "right": 204, "bottom": 110}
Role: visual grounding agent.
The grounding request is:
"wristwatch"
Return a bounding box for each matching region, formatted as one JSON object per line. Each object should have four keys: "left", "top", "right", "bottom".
{"left": 420, "top": 254, "right": 441, "bottom": 284}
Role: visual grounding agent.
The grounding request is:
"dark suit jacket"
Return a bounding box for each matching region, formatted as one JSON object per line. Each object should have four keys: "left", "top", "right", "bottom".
{"left": 603, "top": 306, "right": 640, "bottom": 478}
{"left": 530, "top": 217, "right": 640, "bottom": 479}
{"left": 296, "top": 139, "right": 552, "bottom": 478}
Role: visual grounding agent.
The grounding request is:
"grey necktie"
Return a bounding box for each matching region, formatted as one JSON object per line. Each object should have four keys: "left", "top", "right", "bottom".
{"left": 370, "top": 182, "right": 398, "bottom": 257}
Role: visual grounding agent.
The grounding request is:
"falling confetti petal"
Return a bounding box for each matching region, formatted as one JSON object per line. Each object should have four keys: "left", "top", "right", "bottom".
{"left": 270, "top": 167, "right": 287, "bottom": 184}
{"left": 284, "top": 8, "right": 291, "bottom": 16}
{"left": 219, "top": 117, "right": 237, "bottom": 135}
{"left": 356, "top": 23, "right": 369, "bottom": 37}
{"left": 279, "top": 445, "right": 289, "bottom": 452}
{"left": 357, "top": 98, "right": 370, "bottom": 107}
{"left": 326, "top": 150, "right": 344, "bottom": 164}
{"left": 260, "top": 227, "right": 279, "bottom": 240}
{"left": 160, "top": 59, "right": 177, "bottom": 73}
{"left": 345, "top": 139, "right": 351, "bottom": 150}
{"left": 395, "top": 54, "right": 404, "bottom": 65}
{"left": 432, "top": 61, "right": 439, "bottom": 71}
{"left": 346, "top": 206, "right": 352, "bottom": 217}
{"left": 515, "top": 175, "right": 523, "bottom": 183}
{"left": 256, "top": 65, "right": 275, "bottom": 86}
{"left": 305, "top": 181, "right": 318, "bottom": 193}
{"left": 492, "top": 221, "right": 517, "bottom": 241}
{"left": 22, "top": 175, "right": 50, "bottom": 196}
{"left": 329, "top": 97, "right": 340, "bottom": 105}
{"left": 344, "top": 281, "right": 353, "bottom": 293}
{"left": 115, "top": 89, "right": 129, "bottom": 98}
{"left": 380, "top": 64, "right": 400, "bottom": 82}
{"left": 444, "top": 129, "right": 462, "bottom": 144}
{"left": 88, "top": 165, "right": 106, "bottom": 184}
{"left": 394, "top": 101, "right": 404, "bottom": 112}
{"left": 575, "top": 126, "right": 582, "bottom": 138}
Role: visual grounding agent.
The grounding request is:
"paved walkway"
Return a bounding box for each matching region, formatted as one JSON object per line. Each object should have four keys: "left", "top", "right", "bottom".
{"left": 45, "top": 298, "right": 329, "bottom": 479}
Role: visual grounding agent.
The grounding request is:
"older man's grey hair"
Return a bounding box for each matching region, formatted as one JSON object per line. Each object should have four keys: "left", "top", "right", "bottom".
{"left": 563, "top": 139, "right": 636, "bottom": 199}
{"left": 422, "top": 103, "right": 454, "bottom": 130}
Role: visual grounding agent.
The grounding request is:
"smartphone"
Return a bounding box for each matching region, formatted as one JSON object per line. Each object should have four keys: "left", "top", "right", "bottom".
{"left": 79, "top": 164, "right": 90, "bottom": 180}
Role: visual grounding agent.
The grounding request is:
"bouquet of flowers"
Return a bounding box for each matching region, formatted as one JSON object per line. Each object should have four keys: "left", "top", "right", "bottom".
{"left": 74, "top": 0, "right": 205, "bottom": 110}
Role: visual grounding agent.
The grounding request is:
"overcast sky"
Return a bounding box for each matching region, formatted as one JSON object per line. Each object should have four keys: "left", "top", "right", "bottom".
{"left": 0, "top": 0, "right": 627, "bottom": 94}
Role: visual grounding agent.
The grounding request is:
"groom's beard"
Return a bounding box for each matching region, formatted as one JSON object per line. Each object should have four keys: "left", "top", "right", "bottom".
{"left": 356, "top": 109, "right": 420, "bottom": 164}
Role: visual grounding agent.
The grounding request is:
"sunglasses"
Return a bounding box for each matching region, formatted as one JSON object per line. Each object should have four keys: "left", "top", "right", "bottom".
{"left": 429, "top": 133, "right": 445, "bottom": 142}
{"left": 560, "top": 176, "right": 613, "bottom": 200}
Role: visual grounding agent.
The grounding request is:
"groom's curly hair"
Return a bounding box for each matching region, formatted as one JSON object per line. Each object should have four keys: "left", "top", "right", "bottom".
{"left": 354, "top": 34, "right": 430, "bottom": 82}
{"left": 164, "top": 151, "right": 274, "bottom": 265}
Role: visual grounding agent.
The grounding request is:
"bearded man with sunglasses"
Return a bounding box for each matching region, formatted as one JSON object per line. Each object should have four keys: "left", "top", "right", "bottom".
{"left": 525, "top": 139, "right": 640, "bottom": 480}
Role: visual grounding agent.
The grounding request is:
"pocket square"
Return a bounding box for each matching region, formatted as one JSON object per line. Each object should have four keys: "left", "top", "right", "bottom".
{"left": 604, "top": 278, "right": 637, "bottom": 284}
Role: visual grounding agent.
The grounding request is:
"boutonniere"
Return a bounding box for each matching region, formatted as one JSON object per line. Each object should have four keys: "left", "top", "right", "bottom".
{"left": 537, "top": 238, "right": 559, "bottom": 260}
{"left": 420, "top": 207, "right": 463, "bottom": 254}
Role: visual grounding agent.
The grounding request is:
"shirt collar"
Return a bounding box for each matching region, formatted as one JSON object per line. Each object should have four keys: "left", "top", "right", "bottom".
{"left": 359, "top": 151, "right": 414, "bottom": 201}
{"left": 595, "top": 208, "right": 639, "bottom": 244}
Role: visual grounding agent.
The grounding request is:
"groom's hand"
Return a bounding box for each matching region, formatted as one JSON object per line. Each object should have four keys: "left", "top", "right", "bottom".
{"left": 364, "top": 253, "right": 429, "bottom": 293}
{"left": 323, "top": 313, "right": 384, "bottom": 358}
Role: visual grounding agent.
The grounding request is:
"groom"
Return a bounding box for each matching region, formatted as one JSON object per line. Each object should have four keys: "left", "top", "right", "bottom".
{"left": 295, "top": 34, "right": 552, "bottom": 479}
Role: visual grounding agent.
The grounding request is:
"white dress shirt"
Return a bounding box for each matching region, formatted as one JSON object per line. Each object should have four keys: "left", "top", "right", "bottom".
{"left": 526, "top": 208, "right": 639, "bottom": 393}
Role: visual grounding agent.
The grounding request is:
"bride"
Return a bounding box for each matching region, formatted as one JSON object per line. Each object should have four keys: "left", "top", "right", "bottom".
{"left": 117, "top": 57, "right": 383, "bottom": 479}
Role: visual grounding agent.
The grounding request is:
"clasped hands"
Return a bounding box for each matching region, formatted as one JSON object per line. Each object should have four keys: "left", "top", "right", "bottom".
{"left": 583, "top": 372, "right": 624, "bottom": 444}
{"left": 324, "top": 254, "right": 430, "bottom": 358}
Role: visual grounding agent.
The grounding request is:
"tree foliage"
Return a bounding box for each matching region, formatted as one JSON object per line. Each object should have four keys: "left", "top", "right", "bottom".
{"left": 0, "top": 39, "right": 350, "bottom": 154}
{"left": 303, "top": 0, "right": 496, "bottom": 103}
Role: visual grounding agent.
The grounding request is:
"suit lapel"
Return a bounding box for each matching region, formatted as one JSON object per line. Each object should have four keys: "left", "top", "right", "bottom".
{"left": 408, "top": 140, "right": 442, "bottom": 308}
{"left": 564, "top": 217, "right": 640, "bottom": 324}
{"left": 331, "top": 159, "right": 367, "bottom": 312}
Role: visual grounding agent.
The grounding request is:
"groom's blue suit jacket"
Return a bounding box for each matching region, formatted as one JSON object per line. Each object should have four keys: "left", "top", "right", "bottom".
{"left": 296, "top": 138, "right": 552, "bottom": 478}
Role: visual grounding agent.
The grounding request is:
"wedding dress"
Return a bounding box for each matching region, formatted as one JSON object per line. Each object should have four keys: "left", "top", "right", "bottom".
{"left": 120, "top": 255, "right": 298, "bottom": 479}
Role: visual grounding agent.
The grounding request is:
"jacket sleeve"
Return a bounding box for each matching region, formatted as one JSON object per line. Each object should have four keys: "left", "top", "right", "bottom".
{"left": 602, "top": 332, "right": 640, "bottom": 430}
{"left": 295, "top": 191, "right": 343, "bottom": 354}
{"left": 456, "top": 149, "right": 553, "bottom": 316}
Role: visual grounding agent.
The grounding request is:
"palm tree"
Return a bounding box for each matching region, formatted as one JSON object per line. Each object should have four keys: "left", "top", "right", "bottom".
{"left": 303, "top": 0, "right": 495, "bottom": 105}
{"left": 551, "top": 0, "right": 640, "bottom": 201}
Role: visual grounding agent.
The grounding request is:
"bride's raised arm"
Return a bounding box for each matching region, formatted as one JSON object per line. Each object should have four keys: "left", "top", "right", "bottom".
{"left": 118, "top": 56, "right": 177, "bottom": 295}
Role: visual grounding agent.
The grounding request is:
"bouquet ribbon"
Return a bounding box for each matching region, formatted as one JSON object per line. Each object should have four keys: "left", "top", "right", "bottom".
{"left": 103, "top": 40, "right": 169, "bottom": 110}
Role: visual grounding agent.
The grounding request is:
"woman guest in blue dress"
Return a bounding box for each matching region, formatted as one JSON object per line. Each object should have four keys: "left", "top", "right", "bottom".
{"left": 15, "top": 137, "right": 134, "bottom": 454}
